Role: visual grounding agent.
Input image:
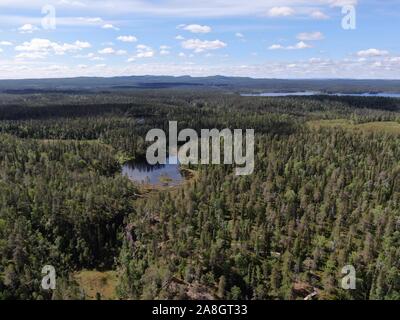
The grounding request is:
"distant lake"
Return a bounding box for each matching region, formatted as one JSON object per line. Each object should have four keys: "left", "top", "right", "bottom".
{"left": 122, "top": 155, "right": 183, "bottom": 186}
{"left": 241, "top": 92, "right": 400, "bottom": 98}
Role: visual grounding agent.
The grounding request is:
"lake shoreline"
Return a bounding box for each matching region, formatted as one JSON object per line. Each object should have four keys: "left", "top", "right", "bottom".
{"left": 241, "top": 92, "right": 400, "bottom": 98}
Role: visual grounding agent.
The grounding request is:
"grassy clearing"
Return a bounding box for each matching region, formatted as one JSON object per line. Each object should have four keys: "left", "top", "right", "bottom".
{"left": 74, "top": 270, "right": 118, "bottom": 300}
{"left": 307, "top": 120, "right": 400, "bottom": 135}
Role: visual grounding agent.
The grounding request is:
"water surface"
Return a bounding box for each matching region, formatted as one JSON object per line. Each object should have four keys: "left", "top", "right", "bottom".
{"left": 122, "top": 156, "right": 183, "bottom": 186}
{"left": 241, "top": 92, "right": 400, "bottom": 98}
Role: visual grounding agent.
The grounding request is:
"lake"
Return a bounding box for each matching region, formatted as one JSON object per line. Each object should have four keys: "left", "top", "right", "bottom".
{"left": 241, "top": 92, "right": 400, "bottom": 98}
{"left": 122, "top": 155, "right": 184, "bottom": 186}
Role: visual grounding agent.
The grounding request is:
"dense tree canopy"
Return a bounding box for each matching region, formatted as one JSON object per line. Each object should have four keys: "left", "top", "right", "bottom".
{"left": 0, "top": 91, "right": 399, "bottom": 300}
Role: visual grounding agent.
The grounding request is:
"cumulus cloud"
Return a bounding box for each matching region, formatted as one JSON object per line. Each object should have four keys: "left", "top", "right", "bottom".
{"left": 0, "top": 1, "right": 361, "bottom": 18}
{"left": 15, "top": 52, "right": 47, "bottom": 59}
{"left": 102, "top": 24, "right": 120, "bottom": 31}
{"left": 267, "top": 7, "right": 295, "bottom": 17}
{"left": 74, "top": 52, "right": 105, "bottom": 61}
{"left": 269, "top": 41, "right": 312, "bottom": 50}
{"left": 3, "top": 55, "right": 400, "bottom": 80}
{"left": 310, "top": 10, "right": 329, "bottom": 20}
{"left": 98, "top": 47, "right": 127, "bottom": 55}
{"left": 0, "top": 41, "right": 13, "bottom": 46}
{"left": 58, "top": 0, "right": 87, "bottom": 7}
{"left": 329, "top": 0, "right": 358, "bottom": 7}
{"left": 98, "top": 48, "right": 114, "bottom": 54}
{"left": 297, "top": 32, "right": 324, "bottom": 41}
{"left": 289, "top": 41, "right": 312, "bottom": 49}
{"left": 135, "top": 44, "right": 155, "bottom": 58}
{"left": 357, "top": 48, "right": 389, "bottom": 57}
{"left": 235, "top": 32, "right": 244, "bottom": 38}
{"left": 160, "top": 45, "right": 171, "bottom": 55}
{"left": 178, "top": 24, "right": 212, "bottom": 33}
{"left": 269, "top": 44, "right": 284, "bottom": 50}
{"left": 182, "top": 39, "right": 227, "bottom": 53}
{"left": 15, "top": 38, "right": 91, "bottom": 59}
{"left": 389, "top": 57, "right": 400, "bottom": 63}
{"left": 117, "top": 35, "right": 138, "bottom": 42}
{"left": 18, "top": 24, "right": 39, "bottom": 34}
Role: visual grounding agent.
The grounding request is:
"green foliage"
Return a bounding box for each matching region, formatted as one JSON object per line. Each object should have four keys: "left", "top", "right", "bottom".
{"left": 0, "top": 91, "right": 399, "bottom": 300}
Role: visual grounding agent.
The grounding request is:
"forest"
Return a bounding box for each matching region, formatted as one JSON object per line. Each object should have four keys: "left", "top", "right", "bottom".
{"left": 0, "top": 89, "right": 399, "bottom": 300}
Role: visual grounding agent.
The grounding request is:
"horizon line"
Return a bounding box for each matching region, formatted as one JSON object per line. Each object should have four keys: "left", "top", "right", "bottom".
{"left": 1, "top": 75, "right": 400, "bottom": 82}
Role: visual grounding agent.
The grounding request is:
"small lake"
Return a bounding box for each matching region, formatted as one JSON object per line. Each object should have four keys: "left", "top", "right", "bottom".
{"left": 241, "top": 92, "right": 400, "bottom": 98}
{"left": 122, "top": 156, "right": 184, "bottom": 186}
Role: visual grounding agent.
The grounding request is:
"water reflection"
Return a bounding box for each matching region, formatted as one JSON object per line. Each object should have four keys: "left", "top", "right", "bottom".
{"left": 241, "top": 92, "right": 400, "bottom": 98}
{"left": 122, "top": 156, "right": 183, "bottom": 186}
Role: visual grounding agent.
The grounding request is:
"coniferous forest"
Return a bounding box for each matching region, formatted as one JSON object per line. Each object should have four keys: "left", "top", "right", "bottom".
{"left": 0, "top": 89, "right": 399, "bottom": 300}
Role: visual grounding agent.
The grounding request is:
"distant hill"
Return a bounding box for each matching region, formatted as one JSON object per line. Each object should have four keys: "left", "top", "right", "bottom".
{"left": 0, "top": 75, "right": 399, "bottom": 93}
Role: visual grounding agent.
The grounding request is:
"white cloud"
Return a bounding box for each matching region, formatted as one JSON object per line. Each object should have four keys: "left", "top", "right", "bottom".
{"left": 310, "top": 10, "right": 329, "bottom": 20}
{"left": 98, "top": 47, "right": 127, "bottom": 55}
{"left": 0, "top": 41, "right": 13, "bottom": 46}
{"left": 73, "top": 41, "right": 91, "bottom": 49}
{"left": 389, "top": 57, "right": 400, "bottom": 63}
{"left": 269, "top": 41, "right": 312, "bottom": 50}
{"left": 309, "top": 58, "right": 324, "bottom": 63}
{"left": 15, "top": 52, "right": 47, "bottom": 59}
{"left": 289, "top": 41, "right": 312, "bottom": 49}
{"left": 267, "top": 7, "right": 295, "bottom": 17}
{"left": 15, "top": 38, "right": 91, "bottom": 59}
{"left": 98, "top": 47, "right": 115, "bottom": 54}
{"left": 357, "top": 48, "right": 389, "bottom": 57}
{"left": 329, "top": 0, "right": 358, "bottom": 7}
{"left": 134, "top": 44, "right": 155, "bottom": 58}
{"left": 117, "top": 35, "right": 138, "bottom": 42}
{"left": 91, "top": 56, "right": 105, "bottom": 61}
{"left": 79, "top": 17, "right": 103, "bottom": 23}
{"left": 269, "top": 44, "right": 284, "bottom": 50}
{"left": 297, "top": 32, "right": 324, "bottom": 41}
{"left": 6, "top": 16, "right": 105, "bottom": 28}
{"left": 160, "top": 50, "right": 170, "bottom": 55}
{"left": 58, "top": 0, "right": 87, "bottom": 7}
{"left": 18, "top": 24, "right": 39, "bottom": 34}
{"left": 3, "top": 54, "right": 400, "bottom": 80}
{"left": 179, "top": 24, "right": 212, "bottom": 33}
{"left": 0, "top": 1, "right": 361, "bottom": 18}
{"left": 175, "top": 35, "right": 185, "bottom": 40}
{"left": 160, "top": 45, "right": 171, "bottom": 55}
{"left": 102, "top": 24, "right": 120, "bottom": 31}
{"left": 235, "top": 32, "right": 244, "bottom": 38}
{"left": 74, "top": 52, "right": 105, "bottom": 61}
{"left": 182, "top": 39, "right": 227, "bottom": 53}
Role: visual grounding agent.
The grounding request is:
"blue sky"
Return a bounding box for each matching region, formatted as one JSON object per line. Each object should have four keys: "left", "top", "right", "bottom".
{"left": 0, "top": 0, "right": 399, "bottom": 79}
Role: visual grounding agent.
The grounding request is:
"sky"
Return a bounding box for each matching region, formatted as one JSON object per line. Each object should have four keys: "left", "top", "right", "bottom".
{"left": 0, "top": 0, "right": 399, "bottom": 79}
